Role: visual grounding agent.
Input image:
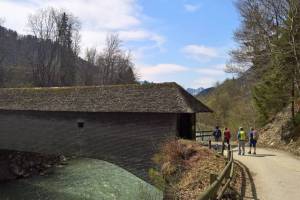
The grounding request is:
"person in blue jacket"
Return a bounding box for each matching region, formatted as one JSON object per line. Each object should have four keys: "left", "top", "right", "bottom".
{"left": 213, "top": 126, "right": 222, "bottom": 150}
{"left": 248, "top": 127, "right": 258, "bottom": 154}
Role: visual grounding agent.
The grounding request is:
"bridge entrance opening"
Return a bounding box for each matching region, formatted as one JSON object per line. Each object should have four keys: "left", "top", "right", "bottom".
{"left": 177, "top": 113, "right": 196, "bottom": 140}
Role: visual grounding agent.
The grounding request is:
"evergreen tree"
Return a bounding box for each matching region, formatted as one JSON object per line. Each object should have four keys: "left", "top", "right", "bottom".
{"left": 57, "top": 12, "right": 76, "bottom": 86}
{"left": 253, "top": 0, "right": 300, "bottom": 124}
{"left": 253, "top": 64, "right": 290, "bottom": 124}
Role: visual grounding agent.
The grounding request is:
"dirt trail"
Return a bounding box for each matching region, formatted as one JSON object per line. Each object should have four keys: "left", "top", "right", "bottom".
{"left": 234, "top": 148, "right": 300, "bottom": 200}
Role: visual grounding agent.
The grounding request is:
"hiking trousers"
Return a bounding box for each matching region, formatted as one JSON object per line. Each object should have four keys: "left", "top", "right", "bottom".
{"left": 238, "top": 140, "right": 245, "bottom": 155}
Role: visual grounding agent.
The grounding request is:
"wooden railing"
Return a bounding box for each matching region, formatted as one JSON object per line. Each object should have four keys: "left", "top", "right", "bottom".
{"left": 196, "top": 131, "right": 214, "bottom": 149}
{"left": 197, "top": 150, "right": 234, "bottom": 200}
{"left": 196, "top": 131, "right": 213, "bottom": 141}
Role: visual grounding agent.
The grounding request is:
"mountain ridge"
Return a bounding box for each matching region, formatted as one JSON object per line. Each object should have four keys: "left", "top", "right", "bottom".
{"left": 186, "top": 87, "right": 215, "bottom": 96}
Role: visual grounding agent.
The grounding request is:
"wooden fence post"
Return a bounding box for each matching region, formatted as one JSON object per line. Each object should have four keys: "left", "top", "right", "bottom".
{"left": 227, "top": 150, "right": 231, "bottom": 161}
{"left": 198, "top": 151, "right": 234, "bottom": 200}
{"left": 210, "top": 173, "right": 218, "bottom": 200}
{"left": 221, "top": 141, "right": 225, "bottom": 155}
{"left": 210, "top": 173, "right": 217, "bottom": 185}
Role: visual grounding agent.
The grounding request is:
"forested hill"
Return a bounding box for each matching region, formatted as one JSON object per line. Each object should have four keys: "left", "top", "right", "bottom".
{"left": 0, "top": 25, "right": 33, "bottom": 86}
{"left": 0, "top": 25, "right": 91, "bottom": 87}
{"left": 0, "top": 8, "right": 137, "bottom": 88}
{"left": 196, "top": 71, "right": 257, "bottom": 132}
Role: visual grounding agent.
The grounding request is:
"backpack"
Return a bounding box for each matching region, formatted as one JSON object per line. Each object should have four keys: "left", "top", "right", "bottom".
{"left": 252, "top": 131, "right": 258, "bottom": 140}
{"left": 224, "top": 130, "right": 231, "bottom": 139}
{"left": 214, "top": 129, "right": 221, "bottom": 138}
{"left": 239, "top": 131, "right": 246, "bottom": 140}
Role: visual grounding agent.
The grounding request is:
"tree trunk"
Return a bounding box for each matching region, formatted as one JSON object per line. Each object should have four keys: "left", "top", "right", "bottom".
{"left": 292, "top": 76, "right": 295, "bottom": 125}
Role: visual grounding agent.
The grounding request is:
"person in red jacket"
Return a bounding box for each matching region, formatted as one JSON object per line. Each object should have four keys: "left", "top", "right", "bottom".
{"left": 223, "top": 127, "right": 231, "bottom": 150}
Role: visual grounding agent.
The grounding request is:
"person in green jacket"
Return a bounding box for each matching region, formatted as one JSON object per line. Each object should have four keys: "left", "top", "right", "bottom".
{"left": 237, "top": 127, "right": 246, "bottom": 155}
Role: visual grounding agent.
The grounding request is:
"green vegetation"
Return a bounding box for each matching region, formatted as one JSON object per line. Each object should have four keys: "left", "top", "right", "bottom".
{"left": 252, "top": 0, "right": 300, "bottom": 125}
{"left": 198, "top": 1, "right": 300, "bottom": 141}
{"left": 197, "top": 78, "right": 257, "bottom": 133}
{"left": 149, "top": 139, "right": 226, "bottom": 200}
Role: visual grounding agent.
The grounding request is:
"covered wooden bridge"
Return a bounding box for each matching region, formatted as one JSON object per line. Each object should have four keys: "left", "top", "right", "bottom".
{"left": 0, "top": 82, "right": 212, "bottom": 179}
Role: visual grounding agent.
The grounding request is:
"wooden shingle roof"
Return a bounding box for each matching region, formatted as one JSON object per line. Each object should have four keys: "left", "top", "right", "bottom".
{"left": 0, "top": 82, "right": 212, "bottom": 113}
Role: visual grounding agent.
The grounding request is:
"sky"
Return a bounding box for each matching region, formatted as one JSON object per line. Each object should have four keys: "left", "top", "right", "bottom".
{"left": 0, "top": 0, "right": 240, "bottom": 88}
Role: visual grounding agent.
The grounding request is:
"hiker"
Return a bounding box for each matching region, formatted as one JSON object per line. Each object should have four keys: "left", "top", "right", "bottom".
{"left": 213, "top": 126, "right": 222, "bottom": 150}
{"left": 248, "top": 127, "right": 258, "bottom": 154}
{"left": 223, "top": 127, "right": 231, "bottom": 150}
{"left": 237, "top": 127, "right": 246, "bottom": 155}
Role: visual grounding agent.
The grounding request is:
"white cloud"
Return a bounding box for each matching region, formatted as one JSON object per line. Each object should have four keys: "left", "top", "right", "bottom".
{"left": 0, "top": 0, "right": 163, "bottom": 56}
{"left": 192, "top": 78, "right": 218, "bottom": 88}
{"left": 196, "top": 68, "right": 224, "bottom": 76}
{"left": 182, "top": 45, "right": 219, "bottom": 62}
{"left": 80, "top": 30, "right": 108, "bottom": 50}
{"left": 0, "top": 1, "right": 35, "bottom": 34}
{"left": 213, "top": 64, "right": 226, "bottom": 70}
{"left": 196, "top": 64, "right": 226, "bottom": 76}
{"left": 136, "top": 63, "right": 228, "bottom": 88}
{"left": 27, "top": 0, "right": 141, "bottom": 30}
{"left": 138, "top": 63, "right": 188, "bottom": 76}
{"left": 130, "top": 45, "right": 162, "bottom": 62}
{"left": 118, "top": 30, "right": 165, "bottom": 46}
{"left": 192, "top": 64, "right": 230, "bottom": 88}
{"left": 137, "top": 63, "right": 189, "bottom": 81}
{"left": 184, "top": 4, "right": 200, "bottom": 12}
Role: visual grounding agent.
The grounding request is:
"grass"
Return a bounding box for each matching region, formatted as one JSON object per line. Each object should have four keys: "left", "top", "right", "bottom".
{"left": 149, "top": 139, "right": 226, "bottom": 200}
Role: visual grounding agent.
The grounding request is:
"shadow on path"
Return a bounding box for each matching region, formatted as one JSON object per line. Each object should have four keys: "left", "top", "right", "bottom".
{"left": 243, "top": 154, "right": 275, "bottom": 158}
{"left": 232, "top": 148, "right": 276, "bottom": 158}
{"left": 231, "top": 161, "right": 259, "bottom": 200}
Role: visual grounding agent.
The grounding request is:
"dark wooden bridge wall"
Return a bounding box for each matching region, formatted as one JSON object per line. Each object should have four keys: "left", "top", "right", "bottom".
{"left": 0, "top": 111, "right": 177, "bottom": 180}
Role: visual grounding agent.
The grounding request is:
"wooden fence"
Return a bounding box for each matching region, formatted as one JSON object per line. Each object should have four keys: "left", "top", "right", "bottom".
{"left": 197, "top": 150, "right": 234, "bottom": 200}
{"left": 196, "top": 131, "right": 213, "bottom": 149}
{"left": 196, "top": 131, "right": 213, "bottom": 141}
{"left": 196, "top": 131, "right": 231, "bottom": 152}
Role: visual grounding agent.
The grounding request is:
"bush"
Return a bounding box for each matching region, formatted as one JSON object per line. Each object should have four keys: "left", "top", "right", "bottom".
{"left": 294, "top": 112, "right": 300, "bottom": 126}
{"left": 148, "top": 168, "right": 166, "bottom": 191}
{"left": 149, "top": 139, "right": 226, "bottom": 200}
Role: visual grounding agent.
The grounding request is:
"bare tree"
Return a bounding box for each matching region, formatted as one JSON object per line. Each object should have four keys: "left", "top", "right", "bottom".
{"left": 27, "top": 7, "right": 81, "bottom": 86}
{"left": 227, "top": 0, "right": 289, "bottom": 76}
{"left": 96, "top": 34, "right": 137, "bottom": 85}
{"left": 0, "top": 18, "right": 4, "bottom": 26}
{"left": 85, "top": 48, "right": 97, "bottom": 65}
{"left": 79, "top": 48, "right": 98, "bottom": 85}
{"left": 28, "top": 8, "right": 60, "bottom": 86}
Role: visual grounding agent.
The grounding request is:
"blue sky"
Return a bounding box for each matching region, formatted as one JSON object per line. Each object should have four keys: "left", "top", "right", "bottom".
{"left": 0, "top": 0, "right": 240, "bottom": 88}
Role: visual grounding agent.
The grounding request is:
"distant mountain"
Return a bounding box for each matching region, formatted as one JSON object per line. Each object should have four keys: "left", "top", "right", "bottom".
{"left": 197, "top": 87, "right": 215, "bottom": 96}
{"left": 195, "top": 76, "right": 257, "bottom": 132}
{"left": 186, "top": 87, "right": 205, "bottom": 96}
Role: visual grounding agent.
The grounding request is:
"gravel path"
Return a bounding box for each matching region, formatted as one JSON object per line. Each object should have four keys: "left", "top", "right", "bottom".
{"left": 234, "top": 148, "right": 300, "bottom": 200}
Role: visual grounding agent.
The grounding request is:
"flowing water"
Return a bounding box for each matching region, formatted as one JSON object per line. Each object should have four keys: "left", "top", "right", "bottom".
{"left": 0, "top": 158, "right": 162, "bottom": 200}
